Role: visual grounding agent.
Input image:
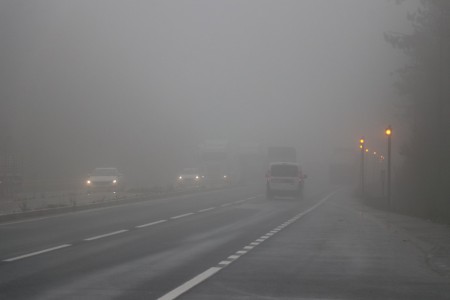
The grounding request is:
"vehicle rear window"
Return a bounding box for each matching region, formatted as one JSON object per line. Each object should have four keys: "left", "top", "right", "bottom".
{"left": 270, "top": 165, "right": 298, "bottom": 177}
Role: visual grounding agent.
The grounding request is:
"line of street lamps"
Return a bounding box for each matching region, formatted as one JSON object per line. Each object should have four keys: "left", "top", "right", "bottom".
{"left": 359, "top": 126, "right": 392, "bottom": 210}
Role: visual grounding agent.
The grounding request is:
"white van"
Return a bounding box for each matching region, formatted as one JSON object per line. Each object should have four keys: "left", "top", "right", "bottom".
{"left": 266, "top": 162, "right": 306, "bottom": 199}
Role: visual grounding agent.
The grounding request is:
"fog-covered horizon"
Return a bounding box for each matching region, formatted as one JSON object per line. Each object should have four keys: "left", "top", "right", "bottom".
{"left": 0, "top": 1, "right": 418, "bottom": 186}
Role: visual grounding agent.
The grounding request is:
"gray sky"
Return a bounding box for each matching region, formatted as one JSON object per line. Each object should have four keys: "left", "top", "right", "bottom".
{"left": 0, "top": 0, "right": 417, "bottom": 185}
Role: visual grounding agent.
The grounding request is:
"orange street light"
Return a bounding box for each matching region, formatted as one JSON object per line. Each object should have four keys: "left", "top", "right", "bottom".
{"left": 385, "top": 127, "right": 392, "bottom": 136}
{"left": 359, "top": 137, "right": 365, "bottom": 197}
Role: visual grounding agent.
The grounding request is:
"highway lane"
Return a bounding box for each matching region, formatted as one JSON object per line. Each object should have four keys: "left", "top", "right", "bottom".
{"left": 0, "top": 185, "right": 260, "bottom": 258}
{"left": 0, "top": 182, "right": 334, "bottom": 299}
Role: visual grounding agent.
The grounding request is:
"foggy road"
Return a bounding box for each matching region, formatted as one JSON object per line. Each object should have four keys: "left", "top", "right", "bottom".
{"left": 2, "top": 1, "right": 450, "bottom": 299}
{"left": 0, "top": 184, "right": 448, "bottom": 300}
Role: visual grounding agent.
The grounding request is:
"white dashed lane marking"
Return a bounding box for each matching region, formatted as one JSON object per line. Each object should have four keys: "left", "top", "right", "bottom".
{"left": 171, "top": 213, "right": 194, "bottom": 220}
{"left": 135, "top": 219, "right": 167, "bottom": 228}
{"left": 197, "top": 207, "right": 215, "bottom": 213}
{"left": 157, "top": 267, "right": 221, "bottom": 300}
{"left": 228, "top": 255, "right": 240, "bottom": 260}
{"left": 84, "top": 229, "right": 128, "bottom": 241}
{"left": 2, "top": 195, "right": 259, "bottom": 263}
{"left": 157, "top": 189, "right": 340, "bottom": 300}
{"left": 3, "top": 244, "right": 72, "bottom": 262}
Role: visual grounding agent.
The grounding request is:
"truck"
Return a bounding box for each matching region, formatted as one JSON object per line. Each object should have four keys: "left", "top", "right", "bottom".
{"left": 266, "top": 146, "right": 297, "bottom": 165}
{"left": 236, "top": 142, "right": 263, "bottom": 184}
{"left": 198, "top": 140, "right": 234, "bottom": 186}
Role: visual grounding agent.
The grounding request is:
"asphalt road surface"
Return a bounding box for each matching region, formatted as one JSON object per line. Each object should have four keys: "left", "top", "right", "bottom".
{"left": 0, "top": 183, "right": 449, "bottom": 300}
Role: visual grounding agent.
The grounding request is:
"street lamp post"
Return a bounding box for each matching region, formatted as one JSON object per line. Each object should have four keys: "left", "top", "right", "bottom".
{"left": 359, "top": 138, "right": 365, "bottom": 197}
{"left": 385, "top": 126, "right": 392, "bottom": 210}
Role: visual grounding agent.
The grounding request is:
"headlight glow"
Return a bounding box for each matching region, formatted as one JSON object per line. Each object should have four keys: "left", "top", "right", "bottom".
{"left": 113, "top": 179, "right": 117, "bottom": 184}
{"left": 195, "top": 175, "right": 199, "bottom": 180}
{"left": 86, "top": 180, "right": 91, "bottom": 185}
{"left": 179, "top": 176, "right": 183, "bottom": 180}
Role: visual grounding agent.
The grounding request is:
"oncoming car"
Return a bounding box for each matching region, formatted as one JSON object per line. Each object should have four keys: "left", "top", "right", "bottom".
{"left": 176, "top": 168, "right": 204, "bottom": 188}
{"left": 85, "top": 167, "right": 124, "bottom": 193}
{"left": 266, "top": 162, "right": 306, "bottom": 199}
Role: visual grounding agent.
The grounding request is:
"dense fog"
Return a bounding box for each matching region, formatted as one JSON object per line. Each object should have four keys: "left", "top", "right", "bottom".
{"left": 0, "top": 1, "right": 417, "bottom": 187}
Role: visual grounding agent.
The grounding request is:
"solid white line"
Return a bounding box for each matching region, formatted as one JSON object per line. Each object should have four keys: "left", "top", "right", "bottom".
{"left": 171, "top": 212, "right": 194, "bottom": 220}
{"left": 84, "top": 229, "right": 128, "bottom": 241}
{"left": 3, "top": 244, "right": 71, "bottom": 262}
{"left": 135, "top": 219, "right": 167, "bottom": 228}
{"left": 157, "top": 267, "right": 221, "bottom": 300}
{"left": 197, "top": 207, "right": 215, "bottom": 213}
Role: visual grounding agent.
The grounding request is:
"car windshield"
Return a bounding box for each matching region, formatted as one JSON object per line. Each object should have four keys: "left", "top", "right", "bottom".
{"left": 92, "top": 168, "right": 118, "bottom": 176}
{"left": 181, "top": 168, "right": 198, "bottom": 174}
{"left": 2, "top": 1, "right": 450, "bottom": 299}
{"left": 270, "top": 165, "right": 298, "bottom": 177}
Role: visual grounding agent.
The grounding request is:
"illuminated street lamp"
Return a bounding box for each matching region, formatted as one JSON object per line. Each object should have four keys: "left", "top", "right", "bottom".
{"left": 385, "top": 125, "right": 392, "bottom": 210}
{"left": 385, "top": 127, "right": 392, "bottom": 136}
{"left": 359, "top": 137, "right": 365, "bottom": 197}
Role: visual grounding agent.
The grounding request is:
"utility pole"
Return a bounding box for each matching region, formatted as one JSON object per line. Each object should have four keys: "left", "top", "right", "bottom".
{"left": 359, "top": 138, "right": 365, "bottom": 198}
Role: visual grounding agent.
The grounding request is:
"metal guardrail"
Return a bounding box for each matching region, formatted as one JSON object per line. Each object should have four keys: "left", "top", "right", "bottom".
{"left": 0, "top": 184, "right": 236, "bottom": 222}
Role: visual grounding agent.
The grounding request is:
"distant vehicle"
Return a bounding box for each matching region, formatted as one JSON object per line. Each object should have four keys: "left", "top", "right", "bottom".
{"left": 266, "top": 162, "right": 306, "bottom": 199}
{"left": 176, "top": 168, "right": 204, "bottom": 188}
{"left": 198, "top": 140, "right": 235, "bottom": 186}
{"left": 236, "top": 142, "right": 263, "bottom": 184}
{"left": 85, "top": 167, "right": 124, "bottom": 192}
{"left": 266, "top": 146, "right": 297, "bottom": 165}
